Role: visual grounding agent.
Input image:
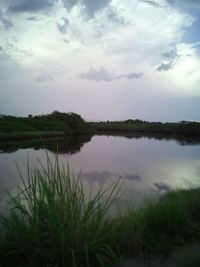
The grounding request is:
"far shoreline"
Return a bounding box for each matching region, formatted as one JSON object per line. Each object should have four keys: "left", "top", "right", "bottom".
{"left": 0, "top": 131, "right": 66, "bottom": 141}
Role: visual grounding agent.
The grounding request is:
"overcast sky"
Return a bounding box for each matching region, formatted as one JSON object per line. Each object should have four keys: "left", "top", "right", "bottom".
{"left": 0, "top": 0, "right": 200, "bottom": 121}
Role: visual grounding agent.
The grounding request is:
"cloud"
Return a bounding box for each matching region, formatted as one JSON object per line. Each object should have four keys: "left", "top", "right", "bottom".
{"left": 79, "top": 66, "right": 144, "bottom": 82}
{"left": 8, "top": 0, "right": 55, "bottom": 13}
{"left": 0, "top": 10, "right": 13, "bottom": 30}
{"left": 156, "top": 62, "right": 173, "bottom": 71}
{"left": 62, "top": 38, "right": 70, "bottom": 43}
{"left": 82, "top": 171, "right": 142, "bottom": 185}
{"left": 156, "top": 50, "right": 179, "bottom": 72}
{"left": 79, "top": 66, "right": 113, "bottom": 81}
{"left": 57, "top": 17, "right": 69, "bottom": 34}
{"left": 62, "top": 0, "right": 78, "bottom": 10}
{"left": 82, "top": 171, "right": 113, "bottom": 184}
{"left": 167, "top": 0, "right": 200, "bottom": 10}
{"left": 82, "top": 0, "right": 112, "bottom": 17}
{"left": 62, "top": 0, "right": 111, "bottom": 17}
{"left": 117, "top": 72, "right": 144, "bottom": 79}
{"left": 34, "top": 73, "right": 54, "bottom": 82}
{"left": 106, "top": 7, "right": 128, "bottom": 26}
{"left": 163, "top": 50, "right": 179, "bottom": 60}
{"left": 140, "top": 0, "right": 162, "bottom": 8}
{"left": 26, "top": 16, "right": 39, "bottom": 21}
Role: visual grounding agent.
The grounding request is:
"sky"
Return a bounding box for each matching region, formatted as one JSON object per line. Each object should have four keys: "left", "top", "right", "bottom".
{"left": 0, "top": 0, "right": 200, "bottom": 122}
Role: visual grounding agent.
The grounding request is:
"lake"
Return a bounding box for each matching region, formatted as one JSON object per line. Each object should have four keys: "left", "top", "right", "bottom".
{"left": 0, "top": 133, "right": 200, "bottom": 209}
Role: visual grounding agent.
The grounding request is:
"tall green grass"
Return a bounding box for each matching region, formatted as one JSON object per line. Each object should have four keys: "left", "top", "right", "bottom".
{"left": 0, "top": 155, "right": 121, "bottom": 267}
{"left": 1, "top": 156, "right": 200, "bottom": 267}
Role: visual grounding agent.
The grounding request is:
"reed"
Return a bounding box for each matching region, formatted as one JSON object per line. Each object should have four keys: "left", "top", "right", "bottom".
{"left": 0, "top": 155, "right": 121, "bottom": 267}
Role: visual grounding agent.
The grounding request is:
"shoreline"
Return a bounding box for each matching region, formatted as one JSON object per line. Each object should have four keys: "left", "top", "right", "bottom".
{"left": 1, "top": 129, "right": 200, "bottom": 142}
{"left": 0, "top": 131, "right": 66, "bottom": 141}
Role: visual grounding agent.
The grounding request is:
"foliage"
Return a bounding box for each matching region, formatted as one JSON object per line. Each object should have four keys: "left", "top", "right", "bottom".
{"left": 90, "top": 120, "right": 200, "bottom": 135}
{"left": 0, "top": 111, "right": 93, "bottom": 138}
{"left": 0, "top": 156, "right": 121, "bottom": 267}
{"left": 1, "top": 157, "right": 200, "bottom": 266}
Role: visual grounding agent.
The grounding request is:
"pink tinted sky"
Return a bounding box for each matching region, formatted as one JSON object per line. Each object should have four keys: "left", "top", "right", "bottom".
{"left": 0, "top": 0, "right": 200, "bottom": 121}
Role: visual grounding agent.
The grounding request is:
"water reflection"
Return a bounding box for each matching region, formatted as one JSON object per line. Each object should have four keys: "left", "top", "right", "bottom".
{"left": 97, "top": 132, "right": 200, "bottom": 146}
{"left": 123, "top": 174, "right": 142, "bottom": 181}
{"left": 82, "top": 171, "right": 142, "bottom": 186}
{"left": 0, "top": 135, "right": 92, "bottom": 154}
{"left": 0, "top": 133, "right": 200, "bottom": 209}
{"left": 153, "top": 182, "right": 171, "bottom": 193}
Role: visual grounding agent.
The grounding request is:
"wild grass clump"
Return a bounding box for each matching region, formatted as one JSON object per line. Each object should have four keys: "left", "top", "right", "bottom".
{"left": 0, "top": 155, "right": 121, "bottom": 267}
{"left": 113, "top": 188, "right": 200, "bottom": 258}
{"left": 1, "top": 156, "right": 200, "bottom": 267}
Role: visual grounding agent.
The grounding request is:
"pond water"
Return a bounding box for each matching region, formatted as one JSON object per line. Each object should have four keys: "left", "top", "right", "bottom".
{"left": 0, "top": 133, "right": 200, "bottom": 208}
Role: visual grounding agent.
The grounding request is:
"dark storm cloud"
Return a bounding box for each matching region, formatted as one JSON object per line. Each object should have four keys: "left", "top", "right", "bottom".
{"left": 8, "top": 0, "right": 55, "bottom": 13}
{"left": 0, "top": 10, "right": 13, "bottom": 30}
{"left": 79, "top": 66, "right": 144, "bottom": 82}
{"left": 57, "top": 17, "right": 69, "bottom": 34}
{"left": 62, "top": 0, "right": 111, "bottom": 17}
{"left": 140, "top": 0, "right": 162, "bottom": 8}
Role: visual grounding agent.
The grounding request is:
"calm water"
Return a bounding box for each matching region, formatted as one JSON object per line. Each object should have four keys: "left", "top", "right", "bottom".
{"left": 0, "top": 133, "right": 200, "bottom": 208}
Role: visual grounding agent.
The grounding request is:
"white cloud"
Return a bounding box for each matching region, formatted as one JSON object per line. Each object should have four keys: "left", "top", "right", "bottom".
{"left": 1, "top": 0, "right": 200, "bottom": 119}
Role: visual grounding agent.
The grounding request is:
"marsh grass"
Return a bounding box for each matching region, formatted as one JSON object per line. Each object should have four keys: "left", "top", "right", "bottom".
{"left": 113, "top": 188, "right": 200, "bottom": 258}
{"left": 1, "top": 156, "right": 200, "bottom": 267}
{"left": 0, "top": 155, "right": 121, "bottom": 267}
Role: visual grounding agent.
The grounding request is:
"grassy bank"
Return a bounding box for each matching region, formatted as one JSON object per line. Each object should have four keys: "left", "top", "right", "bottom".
{"left": 90, "top": 120, "right": 200, "bottom": 135}
{"left": 0, "top": 158, "right": 200, "bottom": 266}
{"left": 0, "top": 111, "right": 93, "bottom": 140}
{"left": 0, "top": 131, "right": 65, "bottom": 141}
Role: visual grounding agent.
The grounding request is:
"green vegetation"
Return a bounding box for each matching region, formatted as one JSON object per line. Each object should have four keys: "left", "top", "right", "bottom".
{"left": 0, "top": 131, "right": 65, "bottom": 140}
{"left": 1, "top": 113, "right": 200, "bottom": 141}
{"left": 0, "top": 135, "right": 92, "bottom": 154}
{"left": 0, "top": 111, "right": 93, "bottom": 140}
{"left": 0, "top": 156, "right": 121, "bottom": 267}
{"left": 0, "top": 157, "right": 200, "bottom": 267}
{"left": 90, "top": 119, "right": 200, "bottom": 135}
